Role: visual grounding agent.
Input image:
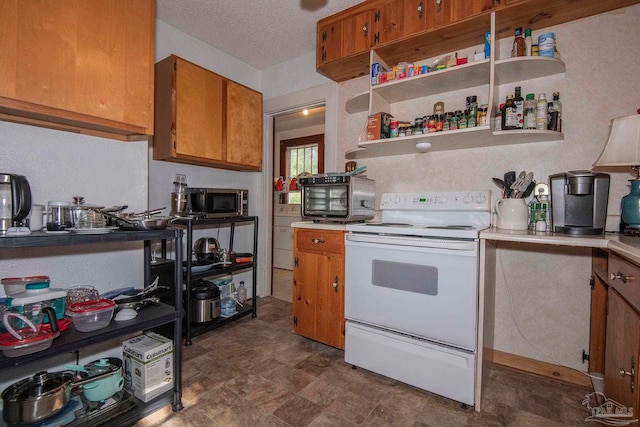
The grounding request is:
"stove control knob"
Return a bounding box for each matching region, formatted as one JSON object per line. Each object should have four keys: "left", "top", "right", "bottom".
{"left": 475, "top": 193, "right": 487, "bottom": 204}
{"left": 382, "top": 194, "right": 391, "bottom": 205}
{"left": 392, "top": 194, "right": 402, "bottom": 204}
{"left": 463, "top": 193, "right": 473, "bottom": 203}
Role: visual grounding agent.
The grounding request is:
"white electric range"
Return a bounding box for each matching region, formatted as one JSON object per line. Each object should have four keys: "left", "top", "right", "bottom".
{"left": 344, "top": 191, "right": 491, "bottom": 407}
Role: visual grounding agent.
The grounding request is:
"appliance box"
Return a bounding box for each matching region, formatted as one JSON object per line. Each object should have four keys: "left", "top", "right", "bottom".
{"left": 367, "top": 112, "right": 393, "bottom": 140}
{"left": 122, "top": 332, "right": 174, "bottom": 403}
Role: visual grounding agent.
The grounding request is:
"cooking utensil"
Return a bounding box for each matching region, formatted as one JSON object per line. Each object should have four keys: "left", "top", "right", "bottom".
{"left": 95, "top": 209, "right": 176, "bottom": 231}
{"left": 510, "top": 172, "right": 533, "bottom": 198}
{"left": 522, "top": 180, "right": 536, "bottom": 198}
{"left": 503, "top": 171, "right": 516, "bottom": 198}
{"left": 1, "top": 370, "right": 74, "bottom": 425}
{"left": 64, "top": 357, "right": 124, "bottom": 402}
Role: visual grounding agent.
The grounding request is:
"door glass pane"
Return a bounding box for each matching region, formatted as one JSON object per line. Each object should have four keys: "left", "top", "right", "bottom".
{"left": 288, "top": 143, "right": 318, "bottom": 204}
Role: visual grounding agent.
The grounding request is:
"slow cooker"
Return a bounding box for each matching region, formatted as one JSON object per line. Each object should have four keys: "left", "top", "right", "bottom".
{"left": 191, "top": 281, "right": 220, "bottom": 324}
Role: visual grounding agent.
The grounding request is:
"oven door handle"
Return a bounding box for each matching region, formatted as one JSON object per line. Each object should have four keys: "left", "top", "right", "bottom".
{"left": 345, "top": 233, "right": 477, "bottom": 251}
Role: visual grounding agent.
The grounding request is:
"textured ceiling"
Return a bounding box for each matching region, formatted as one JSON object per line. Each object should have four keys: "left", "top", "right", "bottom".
{"left": 156, "top": 0, "right": 365, "bottom": 70}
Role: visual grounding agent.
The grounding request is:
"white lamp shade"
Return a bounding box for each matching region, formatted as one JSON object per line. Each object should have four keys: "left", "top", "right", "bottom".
{"left": 593, "top": 115, "right": 640, "bottom": 167}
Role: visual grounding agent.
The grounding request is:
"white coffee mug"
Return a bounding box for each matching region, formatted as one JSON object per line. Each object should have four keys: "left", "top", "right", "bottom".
{"left": 495, "top": 198, "right": 529, "bottom": 231}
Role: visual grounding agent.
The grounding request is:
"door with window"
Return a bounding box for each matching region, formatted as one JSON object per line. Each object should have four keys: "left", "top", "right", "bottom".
{"left": 279, "top": 134, "right": 325, "bottom": 204}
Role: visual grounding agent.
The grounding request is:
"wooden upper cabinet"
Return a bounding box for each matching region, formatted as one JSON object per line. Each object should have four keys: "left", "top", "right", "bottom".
{"left": 374, "top": 0, "right": 428, "bottom": 46}
{"left": 426, "top": 0, "right": 497, "bottom": 29}
{"left": 153, "top": 55, "right": 263, "bottom": 171}
{"left": 0, "top": 0, "right": 155, "bottom": 140}
{"left": 343, "top": 9, "right": 374, "bottom": 57}
{"left": 173, "top": 57, "right": 224, "bottom": 161}
{"left": 317, "top": 20, "right": 342, "bottom": 66}
{"left": 226, "top": 81, "right": 263, "bottom": 170}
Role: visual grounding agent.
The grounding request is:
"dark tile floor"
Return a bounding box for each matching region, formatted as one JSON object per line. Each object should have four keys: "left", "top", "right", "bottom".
{"left": 137, "top": 297, "right": 595, "bottom": 426}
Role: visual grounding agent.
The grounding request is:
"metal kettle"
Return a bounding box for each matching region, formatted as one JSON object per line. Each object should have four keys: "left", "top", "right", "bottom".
{"left": 0, "top": 173, "right": 31, "bottom": 234}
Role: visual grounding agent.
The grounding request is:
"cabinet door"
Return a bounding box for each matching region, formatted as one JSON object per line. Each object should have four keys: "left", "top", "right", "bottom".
{"left": 174, "top": 57, "right": 224, "bottom": 161}
{"left": 402, "top": 0, "right": 428, "bottom": 36}
{"left": 293, "top": 251, "right": 317, "bottom": 339}
{"left": 425, "top": 0, "right": 496, "bottom": 30}
{"left": 605, "top": 290, "right": 640, "bottom": 413}
{"left": 374, "top": 0, "right": 404, "bottom": 46}
{"left": 315, "top": 254, "right": 345, "bottom": 349}
{"left": 451, "top": 0, "right": 498, "bottom": 21}
{"left": 343, "top": 9, "right": 374, "bottom": 57}
{"left": 317, "top": 20, "right": 342, "bottom": 66}
{"left": 0, "top": 0, "right": 154, "bottom": 138}
{"left": 590, "top": 272, "right": 608, "bottom": 374}
{"left": 226, "top": 81, "right": 263, "bottom": 171}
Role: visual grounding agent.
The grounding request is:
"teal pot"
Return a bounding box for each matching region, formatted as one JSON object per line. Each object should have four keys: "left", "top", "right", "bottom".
{"left": 65, "top": 358, "right": 123, "bottom": 402}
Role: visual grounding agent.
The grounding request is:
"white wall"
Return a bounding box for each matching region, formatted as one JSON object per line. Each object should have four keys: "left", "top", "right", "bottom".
{"left": 335, "top": 5, "right": 640, "bottom": 372}
{"left": 150, "top": 21, "right": 263, "bottom": 293}
{"left": 0, "top": 124, "right": 148, "bottom": 297}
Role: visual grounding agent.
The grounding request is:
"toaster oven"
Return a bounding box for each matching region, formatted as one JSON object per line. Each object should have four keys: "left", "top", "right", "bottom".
{"left": 300, "top": 175, "right": 375, "bottom": 222}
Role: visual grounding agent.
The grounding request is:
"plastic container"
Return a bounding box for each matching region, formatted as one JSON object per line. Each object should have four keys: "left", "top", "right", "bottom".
{"left": 538, "top": 32, "right": 555, "bottom": 57}
{"left": 6, "top": 282, "right": 66, "bottom": 321}
{"left": 220, "top": 298, "right": 236, "bottom": 316}
{"left": 2, "top": 275, "right": 50, "bottom": 297}
{"left": 66, "top": 298, "right": 116, "bottom": 332}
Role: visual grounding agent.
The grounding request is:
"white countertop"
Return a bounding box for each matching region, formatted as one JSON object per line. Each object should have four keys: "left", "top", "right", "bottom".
{"left": 481, "top": 227, "right": 640, "bottom": 264}
{"left": 291, "top": 221, "right": 347, "bottom": 231}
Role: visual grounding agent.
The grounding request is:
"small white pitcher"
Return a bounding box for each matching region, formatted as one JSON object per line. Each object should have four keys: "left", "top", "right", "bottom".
{"left": 495, "top": 198, "right": 529, "bottom": 230}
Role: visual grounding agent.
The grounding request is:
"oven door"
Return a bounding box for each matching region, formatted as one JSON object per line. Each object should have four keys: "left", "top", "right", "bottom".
{"left": 345, "top": 233, "right": 479, "bottom": 351}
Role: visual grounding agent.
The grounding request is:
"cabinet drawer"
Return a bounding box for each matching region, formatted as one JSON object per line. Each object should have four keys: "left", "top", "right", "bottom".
{"left": 295, "top": 229, "right": 344, "bottom": 255}
{"left": 608, "top": 254, "right": 640, "bottom": 312}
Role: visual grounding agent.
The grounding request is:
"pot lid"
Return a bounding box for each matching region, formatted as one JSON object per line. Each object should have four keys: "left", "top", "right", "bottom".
{"left": 67, "top": 298, "right": 115, "bottom": 314}
{"left": 192, "top": 283, "right": 220, "bottom": 299}
{"left": 1, "top": 370, "right": 74, "bottom": 402}
{"left": 0, "top": 330, "right": 59, "bottom": 348}
{"left": 84, "top": 357, "right": 122, "bottom": 375}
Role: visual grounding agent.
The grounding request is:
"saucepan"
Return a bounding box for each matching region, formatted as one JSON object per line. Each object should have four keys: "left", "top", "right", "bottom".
{"left": 1, "top": 366, "right": 124, "bottom": 425}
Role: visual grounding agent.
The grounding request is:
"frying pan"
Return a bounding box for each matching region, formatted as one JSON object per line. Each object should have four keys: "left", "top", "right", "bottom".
{"left": 96, "top": 208, "right": 177, "bottom": 231}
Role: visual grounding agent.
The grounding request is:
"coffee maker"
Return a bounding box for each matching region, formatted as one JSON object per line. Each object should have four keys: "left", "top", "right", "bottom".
{"left": 549, "top": 171, "right": 610, "bottom": 235}
{"left": 0, "top": 174, "right": 32, "bottom": 234}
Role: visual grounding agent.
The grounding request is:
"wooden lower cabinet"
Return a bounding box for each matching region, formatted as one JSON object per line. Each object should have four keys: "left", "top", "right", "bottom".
{"left": 605, "top": 290, "right": 639, "bottom": 412}
{"left": 293, "top": 228, "right": 345, "bottom": 349}
{"left": 603, "top": 253, "right": 640, "bottom": 417}
{"left": 153, "top": 55, "right": 263, "bottom": 171}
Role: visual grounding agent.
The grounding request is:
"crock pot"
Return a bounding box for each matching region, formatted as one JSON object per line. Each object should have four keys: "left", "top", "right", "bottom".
{"left": 192, "top": 281, "right": 220, "bottom": 324}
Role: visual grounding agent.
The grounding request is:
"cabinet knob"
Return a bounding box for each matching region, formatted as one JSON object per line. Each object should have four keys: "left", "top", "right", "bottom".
{"left": 611, "top": 272, "right": 633, "bottom": 284}
{"left": 311, "top": 238, "right": 325, "bottom": 244}
{"left": 333, "top": 276, "right": 339, "bottom": 293}
{"left": 417, "top": 2, "right": 424, "bottom": 18}
{"left": 435, "top": 0, "right": 442, "bottom": 13}
{"left": 363, "top": 22, "right": 368, "bottom": 36}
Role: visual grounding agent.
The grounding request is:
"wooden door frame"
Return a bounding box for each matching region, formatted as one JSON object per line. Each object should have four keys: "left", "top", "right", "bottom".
{"left": 279, "top": 134, "right": 325, "bottom": 178}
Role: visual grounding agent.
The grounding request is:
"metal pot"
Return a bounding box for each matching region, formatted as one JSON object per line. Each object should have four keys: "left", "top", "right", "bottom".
{"left": 1, "top": 370, "right": 74, "bottom": 425}
{"left": 193, "top": 238, "right": 222, "bottom": 262}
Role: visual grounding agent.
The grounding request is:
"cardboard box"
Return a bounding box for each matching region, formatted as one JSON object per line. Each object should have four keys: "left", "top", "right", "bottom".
{"left": 367, "top": 112, "right": 394, "bottom": 140}
{"left": 122, "top": 332, "right": 174, "bottom": 403}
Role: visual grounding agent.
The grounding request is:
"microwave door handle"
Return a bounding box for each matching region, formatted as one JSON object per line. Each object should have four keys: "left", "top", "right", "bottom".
{"left": 360, "top": 200, "right": 374, "bottom": 209}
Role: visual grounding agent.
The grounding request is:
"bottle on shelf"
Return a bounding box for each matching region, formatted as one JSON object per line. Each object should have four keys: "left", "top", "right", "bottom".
{"left": 547, "top": 101, "right": 555, "bottom": 131}
{"left": 552, "top": 92, "right": 562, "bottom": 132}
{"left": 514, "top": 87, "right": 524, "bottom": 130}
{"left": 512, "top": 27, "right": 525, "bottom": 57}
{"left": 536, "top": 93, "right": 548, "bottom": 130}
{"left": 495, "top": 104, "right": 504, "bottom": 131}
{"left": 524, "top": 28, "right": 533, "bottom": 56}
{"left": 502, "top": 95, "right": 518, "bottom": 130}
{"left": 524, "top": 93, "right": 537, "bottom": 129}
{"left": 237, "top": 281, "right": 247, "bottom": 303}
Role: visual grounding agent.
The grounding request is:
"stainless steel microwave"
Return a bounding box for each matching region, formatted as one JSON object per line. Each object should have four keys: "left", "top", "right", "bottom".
{"left": 300, "top": 175, "right": 375, "bottom": 222}
{"left": 187, "top": 188, "right": 248, "bottom": 218}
